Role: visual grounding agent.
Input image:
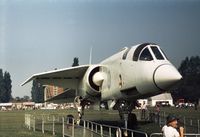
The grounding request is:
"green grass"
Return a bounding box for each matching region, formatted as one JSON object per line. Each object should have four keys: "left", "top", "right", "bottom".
{"left": 0, "top": 107, "right": 199, "bottom": 137}
{"left": 0, "top": 110, "right": 59, "bottom": 137}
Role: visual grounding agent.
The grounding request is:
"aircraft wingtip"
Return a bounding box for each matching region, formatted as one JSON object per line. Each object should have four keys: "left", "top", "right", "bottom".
{"left": 20, "top": 81, "right": 27, "bottom": 86}
{"left": 20, "top": 76, "right": 33, "bottom": 86}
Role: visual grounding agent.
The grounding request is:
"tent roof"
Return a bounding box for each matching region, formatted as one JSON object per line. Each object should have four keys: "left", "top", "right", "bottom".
{"left": 150, "top": 93, "right": 173, "bottom": 100}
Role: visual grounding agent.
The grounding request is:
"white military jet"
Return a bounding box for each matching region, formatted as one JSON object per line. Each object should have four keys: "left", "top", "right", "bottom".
{"left": 22, "top": 43, "right": 182, "bottom": 127}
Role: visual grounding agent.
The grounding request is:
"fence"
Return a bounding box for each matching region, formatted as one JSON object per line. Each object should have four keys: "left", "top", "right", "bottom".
{"left": 148, "top": 110, "right": 200, "bottom": 134}
{"left": 24, "top": 110, "right": 200, "bottom": 137}
{"left": 25, "top": 113, "right": 148, "bottom": 137}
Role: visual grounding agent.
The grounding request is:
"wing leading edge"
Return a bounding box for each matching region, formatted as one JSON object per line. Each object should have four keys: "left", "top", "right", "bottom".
{"left": 21, "top": 65, "right": 90, "bottom": 89}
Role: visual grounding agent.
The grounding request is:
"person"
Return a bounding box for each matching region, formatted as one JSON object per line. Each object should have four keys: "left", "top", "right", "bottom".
{"left": 162, "top": 114, "right": 184, "bottom": 137}
{"left": 194, "top": 102, "right": 198, "bottom": 110}
{"left": 76, "top": 105, "right": 82, "bottom": 125}
{"left": 141, "top": 101, "right": 147, "bottom": 119}
{"left": 155, "top": 104, "right": 160, "bottom": 123}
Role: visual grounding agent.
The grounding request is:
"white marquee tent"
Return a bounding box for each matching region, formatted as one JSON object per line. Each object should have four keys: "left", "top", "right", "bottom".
{"left": 148, "top": 93, "right": 174, "bottom": 107}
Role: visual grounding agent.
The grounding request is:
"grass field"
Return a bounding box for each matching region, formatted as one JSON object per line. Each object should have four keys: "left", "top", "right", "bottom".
{"left": 0, "top": 110, "right": 59, "bottom": 137}
{"left": 0, "top": 107, "right": 199, "bottom": 137}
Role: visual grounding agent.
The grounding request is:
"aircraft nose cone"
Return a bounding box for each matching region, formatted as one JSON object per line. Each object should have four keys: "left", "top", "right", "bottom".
{"left": 154, "top": 64, "right": 182, "bottom": 90}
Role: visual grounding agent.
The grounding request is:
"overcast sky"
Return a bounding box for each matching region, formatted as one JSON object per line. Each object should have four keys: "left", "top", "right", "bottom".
{"left": 0, "top": 0, "right": 200, "bottom": 98}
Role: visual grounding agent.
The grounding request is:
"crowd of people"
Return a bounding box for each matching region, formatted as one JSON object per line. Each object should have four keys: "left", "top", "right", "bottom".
{"left": 0, "top": 102, "right": 76, "bottom": 111}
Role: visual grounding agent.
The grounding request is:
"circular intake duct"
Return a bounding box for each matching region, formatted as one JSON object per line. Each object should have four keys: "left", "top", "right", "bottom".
{"left": 88, "top": 66, "right": 104, "bottom": 91}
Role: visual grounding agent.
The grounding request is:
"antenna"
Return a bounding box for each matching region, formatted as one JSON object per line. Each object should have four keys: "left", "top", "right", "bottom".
{"left": 89, "top": 46, "right": 93, "bottom": 64}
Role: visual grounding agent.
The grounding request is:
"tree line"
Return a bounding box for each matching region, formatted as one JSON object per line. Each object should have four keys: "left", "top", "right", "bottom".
{"left": 0, "top": 69, "right": 12, "bottom": 103}
{"left": 172, "top": 56, "right": 200, "bottom": 102}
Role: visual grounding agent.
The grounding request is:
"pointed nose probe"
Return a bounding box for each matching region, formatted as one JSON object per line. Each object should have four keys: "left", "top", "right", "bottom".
{"left": 153, "top": 64, "right": 182, "bottom": 90}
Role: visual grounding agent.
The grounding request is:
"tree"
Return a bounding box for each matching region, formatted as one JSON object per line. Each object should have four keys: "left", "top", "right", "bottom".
{"left": 15, "top": 97, "right": 21, "bottom": 101}
{"left": 0, "top": 70, "right": 12, "bottom": 103}
{"left": 3, "top": 71, "right": 12, "bottom": 102}
{"left": 72, "top": 57, "right": 79, "bottom": 67}
{"left": 0, "top": 69, "right": 6, "bottom": 102}
{"left": 23, "top": 95, "right": 30, "bottom": 101}
{"left": 172, "top": 56, "right": 200, "bottom": 102}
{"left": 31, "top": 80, "right": 44, "bottom": 103}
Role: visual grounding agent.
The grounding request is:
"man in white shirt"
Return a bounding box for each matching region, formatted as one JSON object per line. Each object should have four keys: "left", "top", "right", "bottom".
{"left": 162, "top": 114, "right": 184, "bottom": 137}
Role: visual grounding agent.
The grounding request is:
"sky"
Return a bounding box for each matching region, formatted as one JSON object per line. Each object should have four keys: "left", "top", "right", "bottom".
{"left": 0, "top": 0, "right": 200, "bottom": 98}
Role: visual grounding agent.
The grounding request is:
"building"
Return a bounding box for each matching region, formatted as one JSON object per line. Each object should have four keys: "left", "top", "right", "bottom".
{"left": 148, "top": 93, "right": 174, "bottom": 107}
{"left": 44, "top": 85, "right": 64, "bottom": 101}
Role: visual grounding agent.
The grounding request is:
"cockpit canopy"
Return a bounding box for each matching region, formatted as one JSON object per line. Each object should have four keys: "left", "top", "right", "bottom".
{"left": 123, "top": 43, "right": 168, "bottom": 61}
{"left": 139, "top": 47, "right": 153, "bottom": 61}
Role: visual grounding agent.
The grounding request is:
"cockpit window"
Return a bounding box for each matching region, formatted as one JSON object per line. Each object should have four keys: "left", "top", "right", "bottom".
{"left": 122, "top": 48, "right": 130, "bottom": 60}
{"left": 133, "top": 43, "right": 150, "bottom": 61}
{"left": 160, "top": 49, "right": 168, "bottom": 60}
{"left": 151, "top": 46, "right": 164, "bottom": 60}
{"left": 139, "top": 48, "right": 153, "bottom": 61}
